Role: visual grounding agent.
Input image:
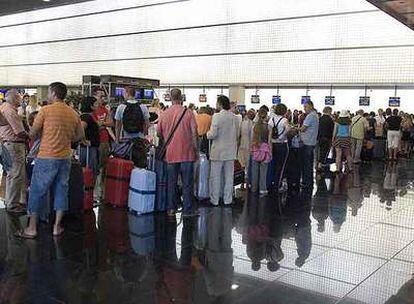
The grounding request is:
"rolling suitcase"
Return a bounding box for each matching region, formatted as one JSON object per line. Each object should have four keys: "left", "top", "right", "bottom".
{"left": 105, "top": 158, "right": 134, "bottom": 208}
{"left": 234, "top": 160, "right": 245, "bottom": 186}
{"left": 194, "top": 153, "right": 210, "bottom": 200}
{"left": 155, "top": 160, "right": 168, "bottom": 212}
{"left": 128, "top": 168, "right": 156, "bottom": 215}
{"left": 128, "top": 213, "right": 155, "bottom": 256}
{"left": 82, "top": 147, "right": 95, "bottom": 210}
{"left": 68, "top": 159, "right": 84, "bottom": 214}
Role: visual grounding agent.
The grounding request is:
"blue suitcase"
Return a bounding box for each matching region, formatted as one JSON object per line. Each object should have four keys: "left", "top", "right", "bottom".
{"left": 128, "top": 168, "right": 156, "bottom": 215}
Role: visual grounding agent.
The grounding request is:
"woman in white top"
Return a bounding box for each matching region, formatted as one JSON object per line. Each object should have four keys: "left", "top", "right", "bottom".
{"left": 268, "top": 104, "right": 291, "bottom": 192}
{"left": 238, "top": 109, "right": 255, "bottom": 187}
{"left": 375, "top": 108, "right": 385, "bottom": 138}
{"left": 18, "top": 95, "right": 41, "bottom": 120}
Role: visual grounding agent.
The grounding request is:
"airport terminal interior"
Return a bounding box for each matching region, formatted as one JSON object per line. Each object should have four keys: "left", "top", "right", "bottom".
{"left": 0, "top": 0, "right": 414, "bottom": 303}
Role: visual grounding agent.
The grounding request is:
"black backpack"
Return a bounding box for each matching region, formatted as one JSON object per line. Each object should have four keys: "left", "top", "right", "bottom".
{"left": 122, "top": 102, "right": 144, "bottom": 133}
{"left": 271, "top": 117, "right": 284, "bottom": 140}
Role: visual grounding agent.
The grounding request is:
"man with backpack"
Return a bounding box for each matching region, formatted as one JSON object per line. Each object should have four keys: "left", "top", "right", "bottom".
{"left": 115, "top": 87, "right": 150, "bottom": 142}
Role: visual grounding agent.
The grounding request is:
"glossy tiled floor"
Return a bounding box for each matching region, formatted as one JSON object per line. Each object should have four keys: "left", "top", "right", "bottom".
{"left": 0, "top": 160, "right": 413, "bottom": 304}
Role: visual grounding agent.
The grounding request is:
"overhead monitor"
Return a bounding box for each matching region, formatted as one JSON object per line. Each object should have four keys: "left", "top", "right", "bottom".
{"left": 359, "top": 96, "right": 370, "bottom": 106}
{"left": 325, "top": 96, "right": 335, "bottom": 106}
{"left": 251, "top": 95, "right": 260, "bottom": 104}
{"left": 163, "top": 93, "right": 171, "bottom": 102}
{"left": 272, "top": 95, "right": 281, "bottom": 105}
{"left": 199, "top": 94, "right": 207, "bottom": 103}
{"left": 115, "top": 87, "right": 125, "bottom": 97}
{"left": 301, "top": 96, "right": 311, "bottom": 105}
{"left": 135, "top": 89, "right": 142, "bottom": 100}
{"left": 389, "top": 97, "right": 400, "bottom": 107}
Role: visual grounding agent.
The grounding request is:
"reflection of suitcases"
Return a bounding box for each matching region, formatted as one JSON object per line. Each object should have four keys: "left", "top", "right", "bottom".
{"left": 234, "top": 160, "right": 245, "bottom": 186}
{"left": 373, "top": 139, "right": 386, "bottom": 160}
{"left": 128, "top": 168, "right": 156, "bottom": 215}
{"left": 194, "top": 153, "right": 210, "bottom": 200}
{"left": 128, "top": 213, "right": 155, "bottom": 256}
{"left": 105, "top": 158, "right": 134, "bottom": 208}
{"left": 101, "top": 207, "right": 130, "bottom": 253}
{"left": 82, "top": 147, "right": 95, "bottom": 210}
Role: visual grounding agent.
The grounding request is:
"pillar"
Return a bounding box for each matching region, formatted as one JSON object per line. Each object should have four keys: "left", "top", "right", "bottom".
{"left": 229, "top": 86, "right": 245, "bottom": 105}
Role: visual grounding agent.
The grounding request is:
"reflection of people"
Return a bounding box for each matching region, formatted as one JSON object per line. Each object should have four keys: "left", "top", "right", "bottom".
{"left": 330, "top": 174, "right": 349, "bottom": 233}
{"left": 383, "top": 163, "right": 398, "bottom": 211}
{"left": 384, "top": 276, "right": 414, "bottom": 304}
{"left": 294, "top": 208, "right": 312, "bottom": 267}
{"left": 195, "top": 208, "right": 233, "bottom": 297}
{"left": 312, "top": 176, "right": 331, "bottom": 232}
{"left": 347, "top": 165, "right": 363, "bottom": 216}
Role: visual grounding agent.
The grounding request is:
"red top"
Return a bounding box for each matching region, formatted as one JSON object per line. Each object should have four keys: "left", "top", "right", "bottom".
{"left": 157, "top": 104, "right": 197, "bottom": 164}
{"left": 92, "top": 106, "right": 110, "bottom": 143}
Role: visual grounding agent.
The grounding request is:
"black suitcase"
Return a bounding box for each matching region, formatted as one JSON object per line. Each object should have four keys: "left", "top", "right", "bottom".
{"left": 68, "top": 159, "right": 84, "bottom": 214}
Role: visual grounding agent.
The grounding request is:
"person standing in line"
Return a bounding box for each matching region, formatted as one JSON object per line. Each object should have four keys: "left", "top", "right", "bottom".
{"left": 400, "top": 113, "right": 413, "bottom": 157}
{"left": 298, "top": 101, "right": 319, "bottom": 190}
{"left": 351, "top": 109, "right": 369, "bottom": 164}
{"left": 238, "top": 109, "right": 255, "bottom": 187}
{"left": 385, "top": 109, "right": 403, "bottom": 161}
{"left": 332, "top": 110, "right": 353, "bottom": 173}
{"left": 114, "top": 87, "right": 150, "bottom": 144}
{"left": 92, "top": 88, "right": 113, "bottom": 200}
{"left": 157, "top": 88, "right": 198, "bottom": 217}
{"left": 317, "top": 106, "right": 334, "bottom": 171}
{"left": 268, "top": 103, "right": 290, "bottom": 193}
{"left": 250, "top": 108, "right": 272, "bottom": 196}
{"left": 207, "top": 95, "right": 240, "bottom": 206}
{"left": 195, "top": 106, "right": 213, "bottom": 156}
{"left": 375, "top": 108, "right": 386, "bottom": 138}
{"left": 0, "top": 89, "right": 27, "bottom": 213}
{"left": 80, "top": 97, "right": 100, "bottom": 178}
{"left": 18, "top": 82, "right": 84, "bottom": 238}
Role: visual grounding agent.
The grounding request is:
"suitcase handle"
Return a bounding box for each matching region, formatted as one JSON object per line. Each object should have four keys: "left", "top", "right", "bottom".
{"left": 78, "top": 145, "right": 90, "bottom": 168}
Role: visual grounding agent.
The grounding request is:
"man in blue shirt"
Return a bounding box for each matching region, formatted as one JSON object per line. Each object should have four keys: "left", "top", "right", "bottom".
{"left": 299, "top": 101, "right": 319, "bottom": 190}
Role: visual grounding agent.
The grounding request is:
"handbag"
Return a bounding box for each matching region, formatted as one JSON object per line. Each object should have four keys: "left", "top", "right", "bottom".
{"left": 156, "top": 108, "right": 187, "bottom": 160}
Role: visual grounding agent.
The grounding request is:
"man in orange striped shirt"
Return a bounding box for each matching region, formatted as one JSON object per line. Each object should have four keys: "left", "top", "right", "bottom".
{"left": 17, "top": 82, "right": 84, "bottom": 239}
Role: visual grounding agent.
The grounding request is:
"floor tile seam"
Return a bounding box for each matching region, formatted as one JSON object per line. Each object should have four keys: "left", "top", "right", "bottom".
{"left": 335, "top": 238, "right": 414, "bottom": 304}
{"left": 280, "top": 268, "right": 358, "bottom": 286}
{"left": 377, "top": 221, "right": 414, "bottom": 231}
{"left": 331, "top": 246, "right": 398, "bottom": 261}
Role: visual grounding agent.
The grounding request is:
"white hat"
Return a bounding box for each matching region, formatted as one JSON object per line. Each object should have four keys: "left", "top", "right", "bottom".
{"left": 339, "top": 110, "right": 350, "bottom": 118}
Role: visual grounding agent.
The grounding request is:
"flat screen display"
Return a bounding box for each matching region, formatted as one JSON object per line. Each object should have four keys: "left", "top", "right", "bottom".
{"left": 163, "top": 93, "right": 171, "bottom": 102}
{"left": 115, "top": 87, "right": 125, "bottom": 97}
{"left": 359, "top": 96, "right": 370, "bottom": 106}
{"left": 272, "top": 95, "right": 281, "bottom": 105}
{"left": 143, "top": 89, "right": 154, "bottom": 100}
{"left": 181, "top": 94, "right": 186, "bottom": 102}
{"left": 135, "top": 89, "right": 142, "bottom": 100}
{"left": 389, "top": 97, "right": 400, "bottom": 107}
{"left": 199, "top": 94, "right": 207, "bottom": 103}
{"left": 251, "top": 95, "right": 260, "bottom": 104}
{"left": 301, "top": 96, "right": 311, "bottom": 105}
{"left": 237, "top": 105, "right": 246, "bottom": 116}
{"left": 325, "top": 96, "right": 335, "bottom": 106}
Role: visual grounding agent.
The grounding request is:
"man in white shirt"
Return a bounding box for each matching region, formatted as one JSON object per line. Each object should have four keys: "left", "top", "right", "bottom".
{"left": 207, "top": 96, "right": 240, "bottom": 206}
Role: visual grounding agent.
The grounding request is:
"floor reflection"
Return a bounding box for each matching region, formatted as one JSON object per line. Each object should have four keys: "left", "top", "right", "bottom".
{"left": 0, "top": 161, "right": 413, "bottom": 303}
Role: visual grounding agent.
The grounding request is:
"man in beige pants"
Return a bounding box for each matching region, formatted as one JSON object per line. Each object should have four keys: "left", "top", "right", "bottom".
{"left": 0, "top": 89, "right": 27, "bottom": 213}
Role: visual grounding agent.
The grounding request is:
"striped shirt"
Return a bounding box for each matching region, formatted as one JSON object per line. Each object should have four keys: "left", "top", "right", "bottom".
{"left": 0, "top": 102, "right": 25, "bottom": 141}
{"left": 33, "top": 102, "right": 82, "bottom": 159}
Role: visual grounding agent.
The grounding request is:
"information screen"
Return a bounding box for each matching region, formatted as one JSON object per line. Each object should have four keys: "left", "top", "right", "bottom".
{"left": 359, "top": 96, "right": 370, "bottom": 106}
{"left": 301, "top": 96, "right": 311, "bottom": 105}
{"left": 272, "top": 95, "right": 281, "bottom": 105}
{"left": 389, "top": 97, "right": 400, "bottom": 107}
{"left": 325, "top": 96, "right": 335, "bottom": 106}
{"left": 199, "top": 94, "right": 207, "bottom": 103}
{"left": 115, "top": 87, "right": 125, "bottom": 97}
{"left": 143, "top": 89, "right": 154, "bottom": 100}
{"left": 251, "top": 95, "right": 260, "bottom": 104}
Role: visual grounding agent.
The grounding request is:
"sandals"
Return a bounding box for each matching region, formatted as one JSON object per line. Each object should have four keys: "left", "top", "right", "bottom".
{"left": 14, "top": 230, "right": 37, "bottom": 239}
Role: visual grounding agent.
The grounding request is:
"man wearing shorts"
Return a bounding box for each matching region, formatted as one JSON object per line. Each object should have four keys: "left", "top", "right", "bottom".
{"left": 385, "top": 109, "right": 402, "bottom": 161}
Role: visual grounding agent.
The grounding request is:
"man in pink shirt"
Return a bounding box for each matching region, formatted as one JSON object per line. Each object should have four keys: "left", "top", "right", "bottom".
{"left": 157, "top": 88, "right": 198, "bottom": 217}
{"left": 0, "top": 89, "right": 27, "bottom": 213}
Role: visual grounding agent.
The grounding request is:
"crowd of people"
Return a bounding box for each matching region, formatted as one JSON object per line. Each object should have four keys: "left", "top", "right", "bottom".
{"left": 0, "top": 83, "right": 413, "bottom": 238}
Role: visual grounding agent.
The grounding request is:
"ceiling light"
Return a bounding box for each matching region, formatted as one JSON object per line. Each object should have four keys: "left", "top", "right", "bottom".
{"left": 43, "top": 0, "right": 51, "bottom": 2}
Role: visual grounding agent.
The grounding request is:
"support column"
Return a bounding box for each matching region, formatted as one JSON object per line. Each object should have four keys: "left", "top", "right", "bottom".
{"left": 229, "top": 85, "right": 245, "bottom": 105}
{"left": 36, "top": 86, "right": 49, "bottom": 103}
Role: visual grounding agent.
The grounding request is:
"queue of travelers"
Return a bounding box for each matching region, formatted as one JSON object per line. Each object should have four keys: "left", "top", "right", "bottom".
{"left": 0, "top": 83, "right": 412, "bottom": 238}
